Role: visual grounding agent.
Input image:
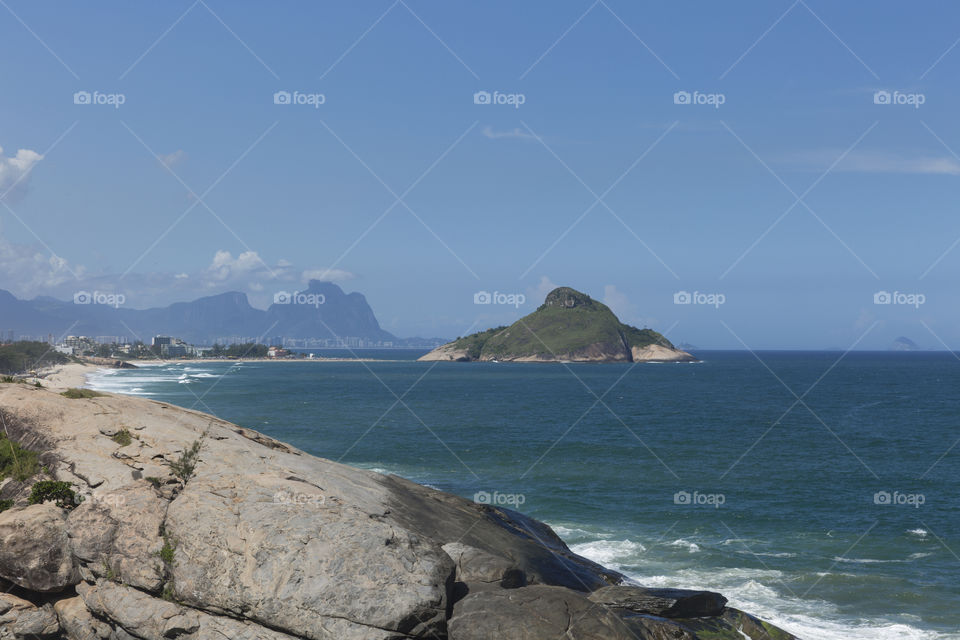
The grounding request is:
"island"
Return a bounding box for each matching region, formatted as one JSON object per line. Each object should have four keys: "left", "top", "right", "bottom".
{"left": 420, "top": 287, "right": 697, "bottom": 363}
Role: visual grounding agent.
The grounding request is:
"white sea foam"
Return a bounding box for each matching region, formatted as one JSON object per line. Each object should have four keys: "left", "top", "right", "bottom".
{"left": 564, "top": 530, "right": 959, "bottom": 640}
{"left": 569, "top": 539, "right": 646, "bottom": 565}
{"left": 668, "top": 538, "right": 700, "bottom": 553}
{"left": 907, "top": 528, "right": 929, "bottom": 538}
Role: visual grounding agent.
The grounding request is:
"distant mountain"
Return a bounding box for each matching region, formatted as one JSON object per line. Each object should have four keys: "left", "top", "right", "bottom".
{"left": 419, "top": 286, "right": 695, "bottom": 363}
{"left": 0, "top": 281, "right": 399, "bottom": 345}
{"left": 890, "top": 336, "right": 921, "bottom": 351}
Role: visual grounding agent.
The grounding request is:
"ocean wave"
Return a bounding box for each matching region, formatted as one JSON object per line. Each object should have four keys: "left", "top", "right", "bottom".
{"left": 569, "top": 539, "right": 646, "bottom": 565}
{"left": 568, "top": 537, "right": 957, "bottom": 640}
{"left": 907, "top": 528, "right": 929, "bottom": 538}
{"left": 667, "top": 538, "right": 701, "bottom": 553}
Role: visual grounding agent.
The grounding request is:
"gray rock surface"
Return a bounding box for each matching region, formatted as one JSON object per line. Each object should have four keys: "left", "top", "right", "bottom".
{"left": 0, "top": 504, "right": 77, "bottom": 592}
{"left": 0, "top": 593, "right": 60, "bottom": 639}
{"left": 588, "top": 584, "right": 727, "bottom": 618}
{"left": 448, "top": 585, "right": 636, "bottom": 640}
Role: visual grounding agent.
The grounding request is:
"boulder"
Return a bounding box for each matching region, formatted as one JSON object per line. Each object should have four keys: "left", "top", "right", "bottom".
{"left": 77, "top": 580, "right": 302, "bottom": 640}
{"left": 443, "top": 542, "right": 526, "bottom": 588}
{"left": 53, "top": 596, "right": 112, "bottom": 640}
{"left": 588, "top": 584, "right": 727, "bottom": 618}
{"left": 448, "top": 584, "right": 636, "bottom": 640}
{"left": 0, "top": 504, "right": 77, "bottom": 592}
{"left": 67, "top": 484, "right": 166, "bottom": 591}
{"left": 0, "top": 592, "right": 60, "bottom": 639}
{"left": 164, "top": 472, "right": 455, "bottom": 639}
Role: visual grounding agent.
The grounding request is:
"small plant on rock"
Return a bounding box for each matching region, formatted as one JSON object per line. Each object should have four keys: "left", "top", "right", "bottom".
{"left": 111, "top": 429, "right": 133, "bottom": 446}
{"left": 168, "top": 438, "right": 203, "bottom": 482}
{"left": 28, "top": 480, "right": 79, "bottom": 509}
{"left": 61, "top": 388, "right": 104, "bottom": 399}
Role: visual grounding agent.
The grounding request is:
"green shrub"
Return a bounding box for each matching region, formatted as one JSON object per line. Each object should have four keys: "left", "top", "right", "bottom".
{"left": 169, "top": 439, "right": 202, "bottom": 482}
{"left": 0, "top": 432, "right": 40, "bottom": 481}
{"left": 28, "top": 480, "right": 78, "bottom": 509}
{"left": 61, "top": 388, "right": 104, "bottom": 399}
{"left": 111, "top": 429, "right": 133, "bottom": 446}
{"left": 159, "top": 535, "right": 177, "bottom": 567}
{"left": 145, "top": 476, "right": 163, "bottom": 489}
{"left": 0, "top": 499, "right": 13, "bottom": 513}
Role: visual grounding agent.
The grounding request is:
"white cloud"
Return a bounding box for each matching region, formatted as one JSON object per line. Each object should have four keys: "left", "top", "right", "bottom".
{"left": 527, "top": 276, "right": 558, "bottom": 304}
{"left": 0, "top": 145, "right": 43, "bottom": 201}
{"left": 784, "top": 150, "right": 960, "bottom": 175}
{"left": 482, "top": 126, "right": 535, "bottom": 141}
{"left": 0, "top": 235, "right": 81, "bottom": 296}
{"left": 301, "top": 268, "right": 354, "bottom": 283}
{"left": 158, "top": 150, "right": 187, "bottom": 168}
{"left": 207, "top": 250, "right": 265, "bottom": 281}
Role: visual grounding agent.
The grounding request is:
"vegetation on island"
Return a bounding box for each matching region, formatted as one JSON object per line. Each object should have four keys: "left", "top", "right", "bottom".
{"left": 446, "top": 287, "right": 677, "bottom": 361}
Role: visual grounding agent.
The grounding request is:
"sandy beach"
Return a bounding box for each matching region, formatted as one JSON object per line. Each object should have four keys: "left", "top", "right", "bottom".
{"left": 36, "top": 362, "right": 99, "bottom": 391}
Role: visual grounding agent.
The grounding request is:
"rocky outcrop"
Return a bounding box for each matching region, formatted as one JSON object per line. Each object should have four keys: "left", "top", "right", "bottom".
{"left": 0, "top": 384, "right": 795, "bottom": 639}
{"left": 416, "top": 343, "right": 472, "bottom": 362}
{"left": 631, "top": 344, "right": 697, "bottom": 362}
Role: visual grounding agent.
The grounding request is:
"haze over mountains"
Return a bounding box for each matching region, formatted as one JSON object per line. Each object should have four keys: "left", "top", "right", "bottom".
{"left": 0, "top": 281, "right": 431, "bottom": 346}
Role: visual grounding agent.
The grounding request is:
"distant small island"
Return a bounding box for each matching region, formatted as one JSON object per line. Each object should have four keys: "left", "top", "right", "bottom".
{"left": 420, "top": 287, "right": 696, "bottom": 363}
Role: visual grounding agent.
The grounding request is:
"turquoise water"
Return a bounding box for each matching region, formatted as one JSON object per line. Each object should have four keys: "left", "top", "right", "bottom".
{"left": 88, "top": 351, "right": 960, "bottom": 639}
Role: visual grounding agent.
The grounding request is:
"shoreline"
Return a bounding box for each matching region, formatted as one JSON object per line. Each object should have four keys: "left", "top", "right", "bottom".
{"left": 0, "top": 382, "right": 800, "bottom": 639}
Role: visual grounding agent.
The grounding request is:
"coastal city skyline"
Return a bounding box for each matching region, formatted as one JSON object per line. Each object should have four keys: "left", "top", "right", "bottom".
{"left": 3, "top": 1, "right": 960, "bottom": 350}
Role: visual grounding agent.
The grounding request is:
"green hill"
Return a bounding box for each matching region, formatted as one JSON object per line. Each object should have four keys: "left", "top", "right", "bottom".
{"left": 420, "top": 287, "right": 694, "bottom": 363}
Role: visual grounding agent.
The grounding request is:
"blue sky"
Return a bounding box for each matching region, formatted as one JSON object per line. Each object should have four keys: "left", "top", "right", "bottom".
{"left": 1, "top": 0, "right": 960, "bottom": 348}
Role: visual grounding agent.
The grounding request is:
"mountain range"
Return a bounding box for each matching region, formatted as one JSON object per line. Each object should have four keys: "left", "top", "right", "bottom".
{"left": 0, "top": 281, "right": 419, "bottom": 346}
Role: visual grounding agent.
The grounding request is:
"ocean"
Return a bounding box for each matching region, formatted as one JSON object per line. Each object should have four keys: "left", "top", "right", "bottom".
{"left": 87, "top": 351, "right": 960, "bottom": 639}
